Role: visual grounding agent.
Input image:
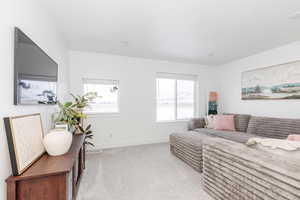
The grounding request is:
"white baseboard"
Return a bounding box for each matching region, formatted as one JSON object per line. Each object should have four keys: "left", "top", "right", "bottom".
{"left": 87, "top": 137, "right": 169, "bottom": 152}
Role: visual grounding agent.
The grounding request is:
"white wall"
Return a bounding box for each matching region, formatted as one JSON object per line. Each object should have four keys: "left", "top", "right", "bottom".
{"left": 0, "top": 0, "right": 69, "bottom": 199}
{"left": 216, "top": 41, "right": 300, "bottom": 118}
{"left": 69, "top": 51, "right": 215, "bottom": 149}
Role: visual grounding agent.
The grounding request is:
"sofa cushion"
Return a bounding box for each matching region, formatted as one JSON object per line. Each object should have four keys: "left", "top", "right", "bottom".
{"left": 247, "top": 116, "right": 300, "bottom": 139}
{"left": 187, "top": 118, "right": 206, "bottom": 130}
{"left": 194, "top": 128, "right": 258, "bottom": 143}
{"left": 204, "top": 115, "right": 215, "bottom": 129}
{"left": 234, "top": 114, "right": 251, "bottom": 132}
{"left": 214, "top": 114, "right": 235, "bottom": 131}
{"left": 224, "top": 113, "right": 251, "bottom": 132}
{"left": 287, "top": 134, "right": 300, "bottom": 141}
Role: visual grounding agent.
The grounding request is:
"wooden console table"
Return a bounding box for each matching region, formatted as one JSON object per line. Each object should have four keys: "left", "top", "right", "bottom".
{"left": 6, "top": 134, "right": 86, "bottom": 200}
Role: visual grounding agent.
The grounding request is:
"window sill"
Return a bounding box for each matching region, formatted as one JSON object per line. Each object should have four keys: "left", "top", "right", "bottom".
{"left": 84, "top": 112, "right": 120, "bottom": 117}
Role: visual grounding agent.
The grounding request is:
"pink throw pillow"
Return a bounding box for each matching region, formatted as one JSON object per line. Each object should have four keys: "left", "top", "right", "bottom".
{"left": 287, "top": 134, "right": 300, "bottom": 141}
{"left": 214, "top": 115, "right": 236, "bottom": 131}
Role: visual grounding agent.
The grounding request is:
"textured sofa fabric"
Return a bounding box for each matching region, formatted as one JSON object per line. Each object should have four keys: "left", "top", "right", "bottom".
{"left": 170, "top": 131, "right": 208, "bottom": 172}
{"left": 202, "top": 138, "right": 300, "bottom": 200}
{"left": 170, "top": 114, "right": 300, "bottom": 172}
{"left": 187, "top": 118, "right": 205, "bottom": 131}
{"left": 227, "top": 114, "right": 251, "bottom": 132}
{"left": 170, "top": 115, "right": 300, "bottom": 173}
{"left": 194, "top": 128, "right": 258, "bottom": 143}
{"left": 247, "top": 116, "right": 300, "bottom": 139}
{"left": 170, "top": 115, "right": 300, "bottom": 199}
{"left": 169, "top": 128, "right": 257, "bottom": 172}
{"left": 171, "top": 115, "right": 252, "bottom": 173}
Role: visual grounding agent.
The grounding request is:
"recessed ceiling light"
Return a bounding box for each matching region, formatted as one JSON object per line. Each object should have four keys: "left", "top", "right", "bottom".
{"left": 289, "top": 12, "right": 300, "bottom": 20}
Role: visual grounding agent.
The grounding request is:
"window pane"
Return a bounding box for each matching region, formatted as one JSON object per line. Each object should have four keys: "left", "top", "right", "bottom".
{"left": 177, "top": 80, "right": 194, "bottom": 119}
{"left": 156, "top": 78, "right": 175, "bottom": 121}
{"left": 84, "top": 82, "right": 119, "bottom": 113}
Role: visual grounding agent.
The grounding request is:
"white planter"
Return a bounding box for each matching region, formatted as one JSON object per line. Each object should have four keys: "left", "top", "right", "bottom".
{"left": 43, "top": 129, "right": 73, "bottom": 156}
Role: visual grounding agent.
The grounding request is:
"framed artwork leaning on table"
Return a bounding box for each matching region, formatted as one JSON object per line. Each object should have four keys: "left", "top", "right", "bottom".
{"left": 3, "top": 113, "right": 45, "bottom": 176}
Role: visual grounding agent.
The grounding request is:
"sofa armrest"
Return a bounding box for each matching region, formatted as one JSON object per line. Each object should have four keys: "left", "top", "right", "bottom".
{"left": 187, "top": 118, "right": 205, "bottom": 130}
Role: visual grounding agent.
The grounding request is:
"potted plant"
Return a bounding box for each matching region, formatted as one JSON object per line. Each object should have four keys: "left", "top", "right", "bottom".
{"left": 55, "top": 92, "right": 97, "bottom": 147}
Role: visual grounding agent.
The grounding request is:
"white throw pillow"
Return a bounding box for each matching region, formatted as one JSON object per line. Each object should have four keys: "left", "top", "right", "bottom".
{"left": 205, "top": 115, "right": 215, "bottom": 129}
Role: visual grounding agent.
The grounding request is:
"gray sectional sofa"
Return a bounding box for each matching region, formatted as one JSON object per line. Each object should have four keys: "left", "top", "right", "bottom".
{"left": 170, "top": 114, "right": 300, "bottom": 172}
{"left": 169, "top": 114, "right": 300, "bottom": 200}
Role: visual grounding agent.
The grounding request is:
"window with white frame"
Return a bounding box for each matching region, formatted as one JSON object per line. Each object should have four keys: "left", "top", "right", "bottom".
{"left": 83, "top": 79, "right": 119, "bottom": 113}
{"left": 156, "top": 73, "right": 196, "bottom": 121}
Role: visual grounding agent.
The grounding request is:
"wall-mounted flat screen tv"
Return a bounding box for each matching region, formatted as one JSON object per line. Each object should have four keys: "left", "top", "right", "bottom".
{"left": 14, "top": 27, "right": 58, "bottom": 105}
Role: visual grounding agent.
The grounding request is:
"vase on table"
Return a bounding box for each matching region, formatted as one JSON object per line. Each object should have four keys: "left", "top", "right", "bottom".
{"left": 43, "top": 129, "right": 73, "bottom": 156}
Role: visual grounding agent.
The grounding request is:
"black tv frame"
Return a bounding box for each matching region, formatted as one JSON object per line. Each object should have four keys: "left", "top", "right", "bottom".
{"left": 14, "top": 27, "right": 58, "bottom": 105}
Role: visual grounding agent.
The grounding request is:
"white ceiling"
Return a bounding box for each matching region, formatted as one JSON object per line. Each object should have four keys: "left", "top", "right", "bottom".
{"left": 40, "top": 0, "right": 300, "bottom": 65}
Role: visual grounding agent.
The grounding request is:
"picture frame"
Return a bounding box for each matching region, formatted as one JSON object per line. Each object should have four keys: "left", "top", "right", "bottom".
{"left": 207, "top": 91, "right": 218, "bottom": 115}
{"left": 4, "top": 113, "right": 45, "bottom": 176}
{"left": 242, "top": 60, "right": 300, "bottom": 100}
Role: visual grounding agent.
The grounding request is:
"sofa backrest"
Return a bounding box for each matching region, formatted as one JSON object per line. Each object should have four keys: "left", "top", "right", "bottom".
{"left": 224, "top": 113, "right": 251, "bottom": 132}
{"left": 247, "top": 116, "right": 300, "bottom": 139}
{"left": 234, "top": 114, "right": 252, "bottom": 132}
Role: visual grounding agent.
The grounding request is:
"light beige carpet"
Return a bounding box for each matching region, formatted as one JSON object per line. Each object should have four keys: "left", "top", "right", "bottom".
{"left": 77, "top": 143, "right": 213, "bottom": 200}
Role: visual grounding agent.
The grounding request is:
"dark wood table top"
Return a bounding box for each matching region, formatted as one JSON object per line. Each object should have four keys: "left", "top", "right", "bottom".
{"left": 6, "top": 134, "right": 85, "bottom": 182}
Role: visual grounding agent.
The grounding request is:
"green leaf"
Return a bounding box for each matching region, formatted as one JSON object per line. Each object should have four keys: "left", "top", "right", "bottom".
{"left": 78, "top": 126, "right": 84, "bottom": 133}
{"left": 85, "top": 141, "right": 95, "bottom": 147}
{"left": 85, "top": 135, "right": 93, "bottom": 139}
{"left": 86, "top": 124, "right": 92, "bottom": 130}
{"left": 64, "top": 102, "right": 73, "bottom": 107}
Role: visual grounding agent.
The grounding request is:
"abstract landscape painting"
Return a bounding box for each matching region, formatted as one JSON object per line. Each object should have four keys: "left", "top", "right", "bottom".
{"left": 242, "top": 60, "right": 300, "bottom": 100}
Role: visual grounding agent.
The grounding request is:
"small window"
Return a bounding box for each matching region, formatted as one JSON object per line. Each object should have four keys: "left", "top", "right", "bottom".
{"left": 83, "top": 79, "right": 119, "bottom": 113}
{"left": 156, "top": 73, "right": 196, "bottom": 121}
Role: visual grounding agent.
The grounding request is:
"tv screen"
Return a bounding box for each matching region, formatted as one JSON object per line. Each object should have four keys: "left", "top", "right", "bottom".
{"left": 14, "top": 27, "right": 58, "bottom": 105}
